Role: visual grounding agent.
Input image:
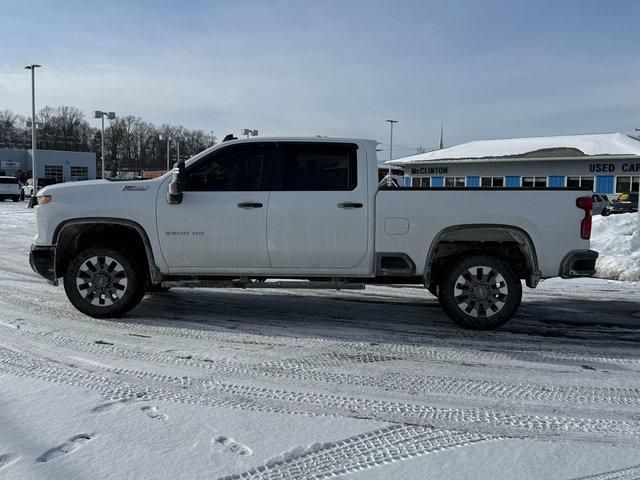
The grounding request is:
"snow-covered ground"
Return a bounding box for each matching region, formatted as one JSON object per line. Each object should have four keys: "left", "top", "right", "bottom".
{"left": 1, "top": 201, "right": 639, "bottom": 480}
{"left": 592, "top": 213, "right": 640, "bottom": 281}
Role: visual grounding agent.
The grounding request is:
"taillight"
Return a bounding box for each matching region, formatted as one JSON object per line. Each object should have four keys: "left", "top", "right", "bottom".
{"left": 576, "top": 196, "right": 592, "bottom": 240}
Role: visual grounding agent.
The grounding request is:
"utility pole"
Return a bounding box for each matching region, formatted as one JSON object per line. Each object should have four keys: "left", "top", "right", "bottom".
{"left": 385, "top": 119, "right": 398, "bottom": 187}
{"left": 25, "top": 64, "right": 41, "bottom": 208}
{"left": 439, "top": 122, "right": 444, "bottom": 149}
{"left": 94, "top": 111, "right": 116, "bottom": 179}
{"left": 159, "top": 134, "right": 171, "bottom": 170}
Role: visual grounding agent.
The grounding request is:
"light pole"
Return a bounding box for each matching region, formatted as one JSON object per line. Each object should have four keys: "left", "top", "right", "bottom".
{"left": 25, "top": 64, "right": 41, "bottom": 208}
{"left": 242, "top": 128, "right": 258, "bottom": 139}
{"left": 385, "top": 119, "right": 398, "bottom": 187}
{"left": 159, "top": 134, "right": 172, "bottom": 170}
{"left": 94, "top": 111, "right": 116, "bottom": 179}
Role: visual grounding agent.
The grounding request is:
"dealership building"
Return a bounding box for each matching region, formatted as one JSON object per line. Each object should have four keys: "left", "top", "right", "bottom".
{"left": 388, "top": 133, "right": 640, "bottom": 195}
{"left": 0, "top": 148, "right": 96, "bottom": 183}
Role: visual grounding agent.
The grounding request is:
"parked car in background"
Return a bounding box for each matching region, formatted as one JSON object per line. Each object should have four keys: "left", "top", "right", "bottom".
{"left": 591, "top": 194, "right": 611, "bottom": 216}
{"left": 610, "top": 192, "right": 639, "bottom": 214}
{"left": 0, "top": 176, "right": 22, "bottom": 202}
{"left": 22, "top": 177, "right": 57, "bottom": 198}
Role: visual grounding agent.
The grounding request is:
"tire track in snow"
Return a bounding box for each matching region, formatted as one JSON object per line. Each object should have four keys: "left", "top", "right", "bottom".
{"left": 218, "top": 424, "right": 499, "bottom": 480}
{"left": 1, "top": 323, "right": 639, "bottom": 408}
{"left": 1, "top": 346, "right": 640, "bottom": 443}
{"left": 570, "top": 464, "right": 640, "bottom": 480}
{"left": 1, "top": 288, "right": 639, "bottom": 371}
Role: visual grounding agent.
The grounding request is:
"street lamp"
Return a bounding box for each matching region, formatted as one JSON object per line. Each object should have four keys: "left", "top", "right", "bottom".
{"left": 94, "top": 110, "right": 116, "bottom": 179}
{"left": 25, "top": 64, "right": 41, "bottom": 208}
{"left": 159, "top": 134, "right": 172, "bottom": 170}
{"left": 242, "top": 128, "right": 258, "bottom": 139}
{"left": 385, "top": 119, "right": 398, "bottom": 187}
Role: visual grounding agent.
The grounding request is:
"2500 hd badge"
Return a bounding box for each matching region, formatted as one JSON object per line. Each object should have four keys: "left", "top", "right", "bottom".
{"left": 165, "top": 231, "right": 205, "bottom": 236}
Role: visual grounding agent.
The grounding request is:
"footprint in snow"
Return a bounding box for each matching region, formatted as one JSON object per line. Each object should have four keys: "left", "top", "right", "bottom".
{"left": 0, "top": 453, "right": 20, "bottom": 471}
{"left": 37, "top": 434, "right": 93, "bottom": 462}
{"left": 213, "top": 436, "right": 253, "bottom": 456}
{"left": 141, "top": 405, "right": 168, "bottom": 421}
{"left": 91, "top": 397, "right": 136, "bottom": 413}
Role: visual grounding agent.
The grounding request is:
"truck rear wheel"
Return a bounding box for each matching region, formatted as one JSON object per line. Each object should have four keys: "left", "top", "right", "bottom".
{"left": 439, "top": 255, "right": 521, "bottom": 330}
{"left": 63, "top": 247, "right": 145, "bottom": 318}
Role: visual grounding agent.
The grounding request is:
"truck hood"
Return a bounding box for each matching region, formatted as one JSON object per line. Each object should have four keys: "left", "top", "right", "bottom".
{"left": 39, "top": 178, "right": 165, "bottom": 209}
{"left": 41, "top": 178, "right": 162, "bottom": 194}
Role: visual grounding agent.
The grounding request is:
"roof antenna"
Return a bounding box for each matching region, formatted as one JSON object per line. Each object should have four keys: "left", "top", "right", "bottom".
{"left": 439, "top": 122, "right": 444, "bottom": 150}
{"left": 223, "top": 133, "right": 238, "bottom": 142}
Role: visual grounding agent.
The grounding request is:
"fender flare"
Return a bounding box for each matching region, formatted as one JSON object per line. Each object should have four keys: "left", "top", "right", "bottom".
{"left": 423, "top": 224, "right": 541, "bottom": 288}
{"left": 53, "top": 217, "right": 163, "bottom": 284}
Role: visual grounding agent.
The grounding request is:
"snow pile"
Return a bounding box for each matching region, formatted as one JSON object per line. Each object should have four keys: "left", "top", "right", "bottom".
{"left": 389, "top": 132, "right": 640, "bottom": 164}
{"left": 592, "top": 213, "right": 640, "bottom": 281}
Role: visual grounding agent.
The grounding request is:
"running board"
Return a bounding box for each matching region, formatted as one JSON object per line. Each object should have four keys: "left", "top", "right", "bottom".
{"left": 160, "top": 279, "right": 365, "bottom": 290}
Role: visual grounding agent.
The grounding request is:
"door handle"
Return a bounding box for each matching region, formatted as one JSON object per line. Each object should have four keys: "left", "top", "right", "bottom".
{"left": 237, "top": 202, "right": 263, "bottom": 209}
{"left": 337, "top": 202, "right": 363, "bottom": 209}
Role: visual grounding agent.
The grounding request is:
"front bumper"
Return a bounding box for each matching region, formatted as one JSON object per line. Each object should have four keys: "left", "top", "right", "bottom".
{"left": 29, "top": 245, "right": 58, "bottom": 285}
{"left": 559, "top": 249, "right": 598, "bottom": 279}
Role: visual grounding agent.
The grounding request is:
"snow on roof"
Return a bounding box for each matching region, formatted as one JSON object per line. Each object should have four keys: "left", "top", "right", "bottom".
{"left": 388, "top": 133, "right": 640, "bottom": 165}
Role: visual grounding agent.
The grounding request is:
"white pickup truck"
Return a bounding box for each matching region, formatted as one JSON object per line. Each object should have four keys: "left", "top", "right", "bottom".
{"left": 29, "top": 137, "right": 597, "bottom": 329}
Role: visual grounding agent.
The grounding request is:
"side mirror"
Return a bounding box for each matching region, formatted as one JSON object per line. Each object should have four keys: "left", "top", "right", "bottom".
{"left": 167, "top": 159, "right": 186, "bottom": 204}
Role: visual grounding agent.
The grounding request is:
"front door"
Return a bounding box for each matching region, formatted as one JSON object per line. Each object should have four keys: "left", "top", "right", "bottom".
{"left": 157, "top": 142, "right": 273, "bottom": 271}
{"left": 266, "top": 142, "right": 368, "bottom": 270}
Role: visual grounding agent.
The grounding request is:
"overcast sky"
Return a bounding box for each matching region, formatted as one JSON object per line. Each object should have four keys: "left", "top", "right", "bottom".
{"left": 1, "top": 0, "right": 639, "bottom": 158}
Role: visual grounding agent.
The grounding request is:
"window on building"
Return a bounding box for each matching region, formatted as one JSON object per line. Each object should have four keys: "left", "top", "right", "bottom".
{"left": 444, "top": 176, "right": 465, "bottom": 187}
{"left": 70, "top": 166, "right": 89, "bottom": 181}
{"left": 480, "top": 176, "right": 504, "bottom": 187}
{"left": 522, "top": 176, "right": 547, "bottom": 188}
{"left": 615, "top": 176, "right": 640, "bottom": 193}
{"left": 412, "top": 177, "right": 431, "bottom": 188}
{"left": 566, "top": 176, "right": 594, "bottom": 190}
{"left": 44, "top": 165, "right": 63, "bottom": 183}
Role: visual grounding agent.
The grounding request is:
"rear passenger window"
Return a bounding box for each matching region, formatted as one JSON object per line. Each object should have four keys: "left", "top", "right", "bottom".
{"left": 274, "top": 143, "right": 358, "bottom": 191}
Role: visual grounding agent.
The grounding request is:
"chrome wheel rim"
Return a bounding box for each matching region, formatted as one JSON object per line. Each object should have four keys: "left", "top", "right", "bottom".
{"left": 76, "top": 255, "right": 128, "bottom": 306}
{"left": 454, "top": 265, "right": 508, "bottom": 318}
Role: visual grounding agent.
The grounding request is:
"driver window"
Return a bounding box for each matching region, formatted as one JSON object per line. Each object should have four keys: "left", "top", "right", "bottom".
{"left": 186, "top": 144, "right": 272, "bottom": 191}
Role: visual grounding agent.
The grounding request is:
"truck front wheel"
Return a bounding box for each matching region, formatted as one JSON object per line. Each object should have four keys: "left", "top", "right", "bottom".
{"left": 63, "top": 247, "right": 145, "bottom": 318}
{"left": 439, "top": 255, "right": 521, "bottom": 330}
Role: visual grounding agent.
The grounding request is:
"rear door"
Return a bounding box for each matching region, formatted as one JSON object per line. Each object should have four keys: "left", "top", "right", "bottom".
{"left": 157, "top": 142, "right": 273, "bottom": 270}
{"left": 266, "top": 142, "right": 369, "bottom": 270}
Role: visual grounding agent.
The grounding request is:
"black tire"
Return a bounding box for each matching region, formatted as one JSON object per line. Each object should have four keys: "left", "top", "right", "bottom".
{"left": 12, "top": 196, "right": 19, "bottom": 202}
{"left": 601, "top": 208, "right": 611, "bottom": 217}
{"left": 63, "top": 247, "right": 145, "bottom": 318}
{"left": 439, "top": 255, "right": 522, "bottom": 330}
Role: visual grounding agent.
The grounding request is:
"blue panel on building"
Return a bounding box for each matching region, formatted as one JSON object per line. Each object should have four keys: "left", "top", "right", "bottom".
{"left": 549, "top": 176, "right": 565, "bottom": 188}
{"left": 466, "top": 176, "right": 480, "bottom": 187}
{"left": 595, "top": 176, "right": 614, "bottom": 194}
{"left": 403, "top": 176, "right": 412, "bottom": 187}
{"left": 432, "top": 177, "right": 444, "bottom": 187}
{"left": 506, "top": 176, "right": 521, "bottom": 187}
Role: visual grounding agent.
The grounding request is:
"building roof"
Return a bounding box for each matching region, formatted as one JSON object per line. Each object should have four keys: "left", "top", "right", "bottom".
{"left": 388, "top": 133, "right": 640, "bottom": 165}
